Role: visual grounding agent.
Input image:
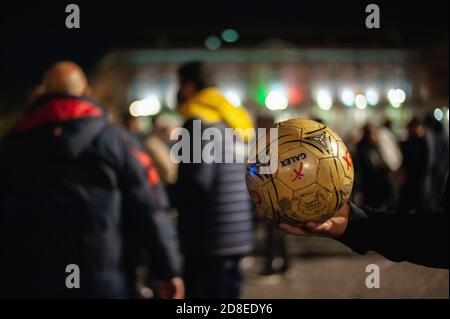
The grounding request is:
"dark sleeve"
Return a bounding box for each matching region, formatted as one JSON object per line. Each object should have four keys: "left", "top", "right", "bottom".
{"left": 112, "top": 128, "right": 181, "bottom": 279}
{"left": 337, "top": 202, "right": 449, "bottom": 269}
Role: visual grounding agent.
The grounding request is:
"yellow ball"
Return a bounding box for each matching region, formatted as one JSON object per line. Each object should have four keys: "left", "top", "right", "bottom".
{"left": 246, "top": 118, "right": 354, "bottom": 226}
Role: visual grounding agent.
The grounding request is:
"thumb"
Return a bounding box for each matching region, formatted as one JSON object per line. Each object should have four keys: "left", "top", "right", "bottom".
{"left": 306, "top": 220, "right": 333, "bottom": 234}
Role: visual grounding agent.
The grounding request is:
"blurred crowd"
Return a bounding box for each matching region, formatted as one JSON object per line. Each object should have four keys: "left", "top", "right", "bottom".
{"left": 350, "top": 115, "right": 449, "bottom": 214}
{"left": 0, "top": 60, "right": 448, "bottom": 299}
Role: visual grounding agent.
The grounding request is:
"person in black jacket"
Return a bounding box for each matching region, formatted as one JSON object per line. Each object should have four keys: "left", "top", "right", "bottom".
{"left": 399, "top": 117, "right": 430, "bottom": 214}
{"left": 354, "top": 123, "right": 390, "bottom": 208}
{"left": 0, "top": 61, "right": 184, "bottom": 298}
{"left": 171, "top": 62, "right": 255, "bottom": 298}
{"left": 278, "top": 176, "right": 449, "bottom": 269}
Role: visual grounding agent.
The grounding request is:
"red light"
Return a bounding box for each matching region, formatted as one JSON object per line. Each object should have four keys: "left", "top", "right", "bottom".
{"left": 288, "top": 87, "right": 304, "bottom": 105}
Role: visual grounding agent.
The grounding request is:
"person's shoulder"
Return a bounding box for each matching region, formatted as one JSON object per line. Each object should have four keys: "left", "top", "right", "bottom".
{"left": 95, "top": 123, "right": 135, "bottom": 144}
{"left": 90, "top": 123, "right": 134, "bottom": 162}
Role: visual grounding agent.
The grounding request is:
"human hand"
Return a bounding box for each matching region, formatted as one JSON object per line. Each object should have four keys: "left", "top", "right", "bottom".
{"left": 278, "top": 202, "right": 350, "bottom": 238}
{"left": 154, "top": 276, "right": 185, "bottom": 299}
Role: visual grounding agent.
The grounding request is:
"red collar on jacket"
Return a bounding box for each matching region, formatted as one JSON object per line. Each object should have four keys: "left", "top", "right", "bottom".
{"left": 16, "top": 95, "right": 104, "bottom": 132}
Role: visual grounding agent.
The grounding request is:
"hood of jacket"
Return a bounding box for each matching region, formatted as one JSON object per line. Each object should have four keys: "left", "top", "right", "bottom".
{"left": 177, "top": 87, "right": 254, "bottom": 141}
{"left": 1, "top": 94, "right": 108, "bottom": 160}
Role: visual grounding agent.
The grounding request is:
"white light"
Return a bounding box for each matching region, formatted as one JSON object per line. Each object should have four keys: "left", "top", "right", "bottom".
{"left": 388, "top": 88, "right": 406, "bottom": 108}
{"left": 265, "top": 90, "right": 288, "bottom": 110}
{"left": 355, "top": 94, "right": 368, "bottom": 109}
{"left": 447, "top": 109, "right": 449, "bottom": 121}
{"left": 316, "top": 89, "right": 332, "bottom": 110}
{"left": 224, "top": 90, "right": 242, "bottom": 107}
{"left": 365, "top": 88, "right": 379, "bottom": 106}
{"left": 129, "top": 97, "right": 161, "bottom": 117}
{"left": 434, "top": 108, "right": 444, "bottom": 121}
{"left": 141, "top": 97, "right": 161, "bottom": 116}
{"left": 341, "top": 89, "right": 354, "bottom": 107}
{"left": 387, "top": 89, "right": 396, "bottom": 102}
{"left": 129, "top": 101, "right": 142, "bottom": 117}
{"left": 397, "top": 89, "right": 406, "bottom": 103}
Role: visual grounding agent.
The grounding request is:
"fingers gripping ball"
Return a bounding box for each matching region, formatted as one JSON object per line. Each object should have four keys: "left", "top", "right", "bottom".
{"left": 245, "top": 118, "right": 354, "bottom": 226}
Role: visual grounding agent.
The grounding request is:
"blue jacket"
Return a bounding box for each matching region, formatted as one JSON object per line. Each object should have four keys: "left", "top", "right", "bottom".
{"left": 0, "top": 94, "right": 180, "bottom": 298}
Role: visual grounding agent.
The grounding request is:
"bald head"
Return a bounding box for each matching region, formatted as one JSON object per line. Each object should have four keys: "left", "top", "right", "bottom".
{"left": 43, "top": 61, "right": 89, "bottom": 96}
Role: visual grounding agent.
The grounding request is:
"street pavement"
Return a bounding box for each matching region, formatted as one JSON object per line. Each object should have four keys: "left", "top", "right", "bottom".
{"left": 241, "top": 236, "right": 449, "bottom": 299}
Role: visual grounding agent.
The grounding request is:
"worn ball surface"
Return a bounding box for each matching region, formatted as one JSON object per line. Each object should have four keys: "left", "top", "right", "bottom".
{"left": 246, "top": 118, "right": 354, "bottom": 226}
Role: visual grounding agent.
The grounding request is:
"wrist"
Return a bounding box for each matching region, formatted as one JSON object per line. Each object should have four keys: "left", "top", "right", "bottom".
{"left": 336, "top": 202, "right": 370, "bottom": 245}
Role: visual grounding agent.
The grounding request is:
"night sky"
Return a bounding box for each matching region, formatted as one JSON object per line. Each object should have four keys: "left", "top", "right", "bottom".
{"left": 0, "top": 1, "right": 448, "bottom": 108}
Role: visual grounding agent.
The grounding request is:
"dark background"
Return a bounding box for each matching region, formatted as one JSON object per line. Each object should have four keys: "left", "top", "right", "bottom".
{"left": 0, "top": 0, "right": 448, "bottom": 109}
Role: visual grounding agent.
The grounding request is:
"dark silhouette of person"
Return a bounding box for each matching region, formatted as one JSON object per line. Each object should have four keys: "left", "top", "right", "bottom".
{"left": 399, "top": 117, "right": 429, "bottom": 214}
{"left": 424, "top": 113, "right": 449, "bottom": 212}
{"left": 354, "top": 123, "right": 390, "bottom": 208}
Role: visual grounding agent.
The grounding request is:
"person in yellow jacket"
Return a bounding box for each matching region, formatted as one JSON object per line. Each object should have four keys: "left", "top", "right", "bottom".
{"left": 172, "top": 61, "right": 255, "bottom": 299}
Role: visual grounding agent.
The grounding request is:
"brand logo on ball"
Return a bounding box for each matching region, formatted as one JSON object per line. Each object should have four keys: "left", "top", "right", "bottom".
{"left": 292, "top": 162, "right": 305, "bottom": 182}
{"left": 280, "top": 152, "right": 306, "bottom": 167}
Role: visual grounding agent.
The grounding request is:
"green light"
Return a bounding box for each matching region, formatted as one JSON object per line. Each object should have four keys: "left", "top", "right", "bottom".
{"left": 254, "top": 85, "right": 267, "bottom": 107}
{"left": 221, "top": 29, "right": 239, "bottom": 43}
{"left": 204, "top": 36, "right": 221, "bottom": 50}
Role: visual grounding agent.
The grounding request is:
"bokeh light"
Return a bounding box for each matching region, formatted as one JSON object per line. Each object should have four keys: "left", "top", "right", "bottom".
{"left": 221, "top": 29, "right": 239, "bottom": 43}
{"left": 129, "top": 96, "right": 161, "bottom": 117}
{"left": 224, "top": 90, "right": 242, "bottom": 107}
{"left": 434, "top": 107, "right": 444, "bottom": 121}
{"left": 341, "top": 89, "right": 355, "bottom": 107}
{"left": 316, "top": 89, "right": 333, "bottom": 110}
{"left": 365, "top": 88, "right": 379, "bottom": 106}
{"left": 355, "top": 94, "right": 368, "bottom": 109}
{"left": 205, "top": 36, "right": 222, "bottom": 50}
{"left": 388, "top": 88, "right": 406, "bottom": 108}
{"left": 265, "top": 90, "right": 288, "bottom": 110}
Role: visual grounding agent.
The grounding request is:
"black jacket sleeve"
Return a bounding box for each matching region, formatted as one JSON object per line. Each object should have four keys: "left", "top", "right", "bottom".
{"left": 112, "top": 127, "right": 181, "bottom": 279}
{"left": 337, "top": 202, "right": 449, "bottom": 269}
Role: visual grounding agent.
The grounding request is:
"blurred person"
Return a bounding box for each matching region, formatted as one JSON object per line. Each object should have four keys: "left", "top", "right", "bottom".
{"left": 377, "top": 120, "right": 403, "bottom": 172}
{"left": 121, "top": 112, "right": 180, "bottom": 297}
{"left": 145, "top": 113, "right": 181, "bottom": 185}
{"left": 377, "top": 120, "right": 403, "bottom": 208}
{"left": 123, "top": 113, "right": 144, "bottom": 141}
{"left": 278, "top": 174, "right": 449, "bottom": 269}
{"left": 0, "top": 61, "right": 183, "bottom": 298}
{"left": 399, "top": 117, "right": 429, "bottom": 214}
{"left": 172, "top": 61, "right": 254, "bottom": 298}
{"left": 354, "top": 123, "right": 390, "bottom": 208}
{"left": 424, "top": 113, "right": 449, "bottom": 212}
